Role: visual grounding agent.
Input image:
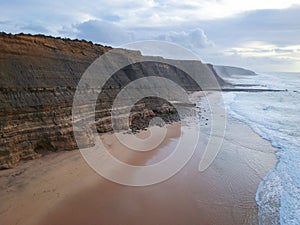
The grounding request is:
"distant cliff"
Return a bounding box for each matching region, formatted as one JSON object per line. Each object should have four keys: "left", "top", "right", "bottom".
{"left": 213, "top": 65, "right": 257, "bottom": 78}
{"left": 0, "top": 33, "right": 228, "bottom": 169}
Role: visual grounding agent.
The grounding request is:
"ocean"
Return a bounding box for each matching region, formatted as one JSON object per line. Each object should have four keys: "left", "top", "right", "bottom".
{"left": 222, "top": 72, "right": 300, "bottom": 225}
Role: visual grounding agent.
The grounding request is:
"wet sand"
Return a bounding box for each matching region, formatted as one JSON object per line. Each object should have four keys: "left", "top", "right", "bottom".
{"left": 0, "top": 93, "right": 277, "bottom": 225}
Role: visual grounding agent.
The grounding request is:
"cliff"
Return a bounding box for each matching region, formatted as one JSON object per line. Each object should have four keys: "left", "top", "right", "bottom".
{"left": 0, "top": 33, "right": 227, "bottom": 169}
{"left": 213, "top": 65, "right": 257, "bottom": 78}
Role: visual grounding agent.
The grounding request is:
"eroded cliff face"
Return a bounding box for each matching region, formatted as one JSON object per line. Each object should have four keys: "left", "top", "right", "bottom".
{"left": 0, "top": 33, "right": 112, "bottom": 168}
{"left": 0, "top": 33, "right": 226, "bottom": 169}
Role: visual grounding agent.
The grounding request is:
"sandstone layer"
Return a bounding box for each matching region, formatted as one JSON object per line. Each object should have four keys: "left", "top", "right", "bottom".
{"left": 0, "top": 33, "right": 227, "bottom": 169}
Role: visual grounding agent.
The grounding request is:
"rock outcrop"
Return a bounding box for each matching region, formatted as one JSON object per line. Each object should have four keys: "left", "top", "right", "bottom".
{"left": 0, "top": 33, "right": 227, "bottom": 169}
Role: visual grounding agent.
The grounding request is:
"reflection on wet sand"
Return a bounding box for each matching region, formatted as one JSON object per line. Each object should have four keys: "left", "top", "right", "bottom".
{"left": 38, "top": 118, "right": 276, "bottom": 225}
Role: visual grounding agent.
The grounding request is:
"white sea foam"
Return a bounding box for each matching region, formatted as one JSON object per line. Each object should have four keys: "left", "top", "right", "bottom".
{"left": 222, "top": 72, "right": 300, "bottom": 225}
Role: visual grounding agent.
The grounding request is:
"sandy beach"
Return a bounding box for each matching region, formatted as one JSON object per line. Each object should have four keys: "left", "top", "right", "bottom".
{"left": 0, "top": 93, "right": 277, "bottom": 225}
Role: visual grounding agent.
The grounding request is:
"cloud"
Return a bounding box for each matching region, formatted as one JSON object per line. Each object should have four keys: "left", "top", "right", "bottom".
{"left": 157, "top": 29, "right": 214, "bottom": 50}
{"left": 73, "top": 21, "right": 214, "bottom": 54}
{"left": 199, "top": 5, "right": 300, "bottom": 47}
{"left": 102, "top": 14, "right": 121, "bottom": 22}
{"left": 75, "top": 20, "right": 133, "bottom": 45}
{"left": 20, "top": 24, "right": 50, "bottom": 33}
{"left": 2, "top": 0, "right": 299, "bottom": 33}
{"left": 224, "top": 42, "right": 300, "bottom": 60}
{"left": 73, "top": 19, "right": 215, "bottom": 50}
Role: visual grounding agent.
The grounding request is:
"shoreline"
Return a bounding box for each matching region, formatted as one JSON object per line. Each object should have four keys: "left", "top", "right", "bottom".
{"left": 0, "top": 92, "right": 278, "bottom": 225}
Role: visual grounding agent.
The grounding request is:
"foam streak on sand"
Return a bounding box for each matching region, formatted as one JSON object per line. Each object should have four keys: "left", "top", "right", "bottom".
{"left": 223, "top": 72, "right": 300, "bottom": 225}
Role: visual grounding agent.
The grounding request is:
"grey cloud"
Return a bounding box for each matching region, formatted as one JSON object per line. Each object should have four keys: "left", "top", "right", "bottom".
{"left": 75, "top": 20, "right": 133, "bottom": 46}
{"left": 74, "top": 21, "right": 214, "bottom": 51}
{"left": 20, "top": 24, "right": 49, "bottom": 33}
{"left": 157, "top": 29, "right": 214, "bottom": 50}
{"left": 102, "top": 14, "right": 121, "bottom": 22}
{"left": 199, "top": 5, "right": 300, "bottom": 47}
{"left": 274, "top": 49, "right": 294, "bottom": 53}
{"left": 0, "top": 20, "right": 11, "bottom": 24}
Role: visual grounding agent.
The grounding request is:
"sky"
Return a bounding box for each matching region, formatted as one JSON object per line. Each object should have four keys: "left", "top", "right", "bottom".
{"left": 1, "top": 0, "right": 300, "bottom": 72}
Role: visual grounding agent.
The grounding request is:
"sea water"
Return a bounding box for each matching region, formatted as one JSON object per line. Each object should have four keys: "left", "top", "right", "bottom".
{"left": 222, "top": 72, "right": 300, "bottom": 224}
